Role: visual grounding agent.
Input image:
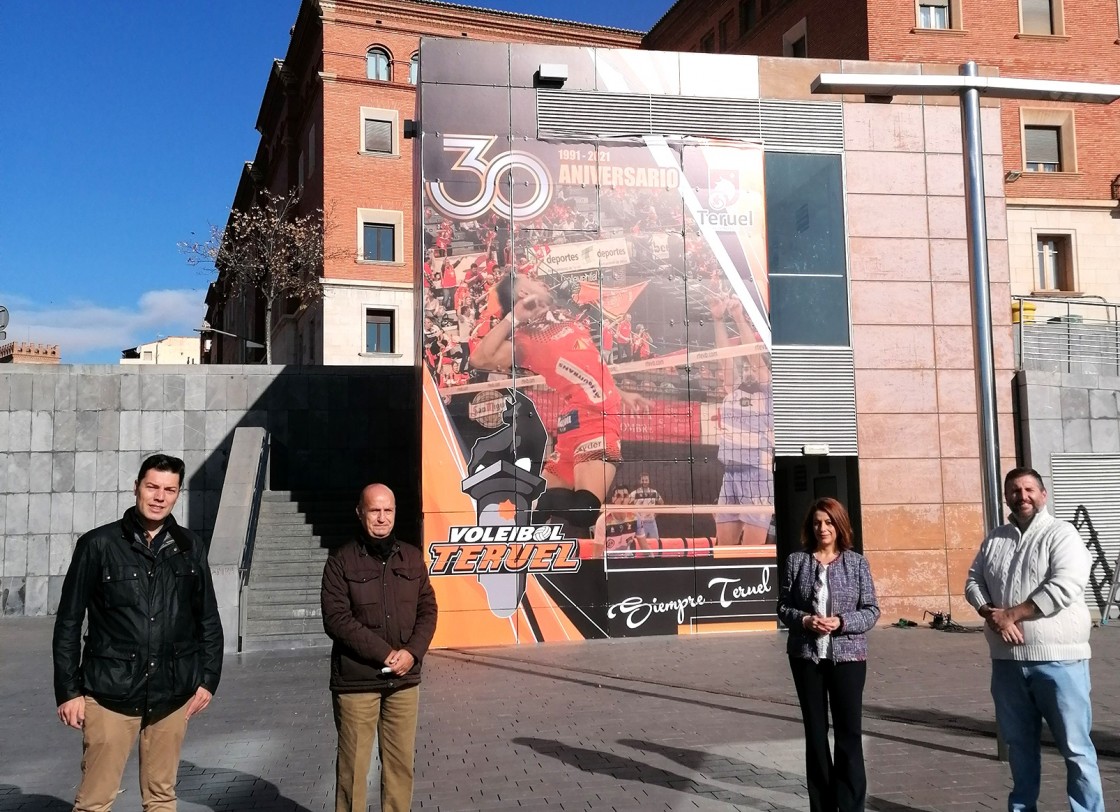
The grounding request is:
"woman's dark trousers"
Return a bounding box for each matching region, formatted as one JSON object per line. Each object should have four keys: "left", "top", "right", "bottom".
{"left": 789, "top": 657, "right": 868, "bottom": 812}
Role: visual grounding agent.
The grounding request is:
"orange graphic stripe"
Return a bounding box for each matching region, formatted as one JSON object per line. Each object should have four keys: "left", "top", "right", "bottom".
{"left": 524, "top": 574, "right": 585, "bottom": 642}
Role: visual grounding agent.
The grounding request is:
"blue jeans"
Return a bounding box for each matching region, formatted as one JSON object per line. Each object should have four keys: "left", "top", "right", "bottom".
{"left": 990, "top": 659, "right": 1104, "bottom": 812}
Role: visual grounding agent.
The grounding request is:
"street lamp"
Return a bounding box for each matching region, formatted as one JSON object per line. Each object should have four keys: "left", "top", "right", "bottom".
{"left": 812, "top": 63, "right": 1120, "bottom": 761}
{"left": 194, "top": 326, "right": 265, "bottom": 363}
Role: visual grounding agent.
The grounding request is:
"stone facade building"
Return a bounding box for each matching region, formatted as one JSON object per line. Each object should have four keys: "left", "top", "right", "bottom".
{"left": 645, "top": 0, "right": 1120, "bottom": 301}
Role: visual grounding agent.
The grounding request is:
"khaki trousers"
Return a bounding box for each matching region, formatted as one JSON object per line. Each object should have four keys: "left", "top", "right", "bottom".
{"left": 73, "top": 697, "right": 189, "bottom": 812}
{"left": 333, "top": 685, "right": 420, "bottom": 812}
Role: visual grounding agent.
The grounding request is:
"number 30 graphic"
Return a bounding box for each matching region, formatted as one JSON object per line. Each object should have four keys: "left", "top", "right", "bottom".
{"left": 426, "top": 135, "right": 553, "bottom": 221}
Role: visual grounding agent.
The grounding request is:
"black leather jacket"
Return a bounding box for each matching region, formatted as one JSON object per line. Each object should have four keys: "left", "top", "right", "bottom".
{"left": 52, "top": 508, "right": 223, "bottom": 717}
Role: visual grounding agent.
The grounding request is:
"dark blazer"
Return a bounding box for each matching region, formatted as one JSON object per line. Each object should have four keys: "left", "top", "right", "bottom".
{"left": 777, "top": 549, "right": 880, "bottom": 662}
{"left": 321, "top": 534, "right": 438, "bottom": 692}
{"left": 52, "top": 508, "right": 223, "bottom": 716}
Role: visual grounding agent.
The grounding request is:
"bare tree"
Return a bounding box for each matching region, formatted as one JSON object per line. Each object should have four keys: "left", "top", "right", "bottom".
{"left": 181, "top": 189, "right": 329, "bottom": 364}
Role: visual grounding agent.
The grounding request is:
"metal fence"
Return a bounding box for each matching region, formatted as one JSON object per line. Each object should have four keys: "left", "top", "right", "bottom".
{"left": 1013, "top": 296, "right": 1120, "bottom": 375}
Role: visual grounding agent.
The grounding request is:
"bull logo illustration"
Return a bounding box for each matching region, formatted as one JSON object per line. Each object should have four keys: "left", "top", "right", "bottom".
{"left": 708, "top": 168, "right": 740, "bottom": 212}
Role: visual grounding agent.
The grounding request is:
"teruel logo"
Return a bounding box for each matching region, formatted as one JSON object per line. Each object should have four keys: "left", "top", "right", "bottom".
{"left": 707, "top": 168, "right": 740, "bottom": 211}
{"left": 429, "top": 525, "right": 581, "bottom": 575}
{"left": 698, "top": 167, "right": 753, "bottom": 230}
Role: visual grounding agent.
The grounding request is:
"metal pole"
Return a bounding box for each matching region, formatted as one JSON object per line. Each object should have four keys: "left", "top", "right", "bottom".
{"left": 959, "top": 59, "right": 1007, "bottom": 762}
{"left": 959, "top": 61, "right": 1002, "bottom": 531}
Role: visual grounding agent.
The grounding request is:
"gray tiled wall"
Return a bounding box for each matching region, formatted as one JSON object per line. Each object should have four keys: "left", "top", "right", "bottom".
{"left": 0, "top": 365, "right": 419, "bottom": 616}
{"left": 1017, "top": 369, "right": 1120, "bottom": 483}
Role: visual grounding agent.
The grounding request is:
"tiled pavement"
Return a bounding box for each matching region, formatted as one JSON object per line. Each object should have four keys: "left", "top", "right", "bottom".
{"left": 3, "top": 618, "right": 1120, "bottom": 811}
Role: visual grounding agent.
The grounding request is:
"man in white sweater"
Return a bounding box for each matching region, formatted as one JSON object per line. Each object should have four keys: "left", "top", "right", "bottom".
{"left": 965, "top": 467, "right": 1103, "bottom": 812}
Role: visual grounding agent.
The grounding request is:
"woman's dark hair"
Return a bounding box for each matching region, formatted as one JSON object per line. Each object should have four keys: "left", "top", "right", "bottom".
{"left": 800, "top": 497, "right": 854, "bottom": 552}
{"left": 137, "top": 453, "right": 185, "bottom": 487}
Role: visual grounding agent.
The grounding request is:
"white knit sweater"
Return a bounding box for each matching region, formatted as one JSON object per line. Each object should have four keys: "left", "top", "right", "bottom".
{"left": 964, "top": 507, "right": 1092, "bottom": 661}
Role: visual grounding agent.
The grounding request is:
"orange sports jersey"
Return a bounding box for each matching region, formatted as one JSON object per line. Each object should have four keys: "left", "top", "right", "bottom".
{"left": 513, "top": 315, "right": 621, "bottom": 411}
{"left": 472, "top": 288, "right": 504, "bottom": 342}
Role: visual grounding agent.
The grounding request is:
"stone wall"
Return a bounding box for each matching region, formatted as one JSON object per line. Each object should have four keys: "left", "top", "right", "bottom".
{"left": 0, "top": 365, "right": 419, "bottom": 616}
{"left": 1017, "top": 368, "right": 1120, "bottom": 483}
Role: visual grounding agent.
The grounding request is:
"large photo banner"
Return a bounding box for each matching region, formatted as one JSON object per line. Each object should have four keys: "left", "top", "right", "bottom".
{"left": 419, "top": 129, "right": 775, "bottom": 645}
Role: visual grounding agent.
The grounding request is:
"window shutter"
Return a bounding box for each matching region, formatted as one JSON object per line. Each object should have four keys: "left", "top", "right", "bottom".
{"left": 364, "top": 119, "right": 393, "bottom": 153}
{"left": 1051, "top": 453, "right": 1120, "bottom": 615}
{"left": 1025, "top": 126, "right": 1060, "bottom": 165}
{"left": 1021, "top": 0, "right": 1054, "bottom": 34}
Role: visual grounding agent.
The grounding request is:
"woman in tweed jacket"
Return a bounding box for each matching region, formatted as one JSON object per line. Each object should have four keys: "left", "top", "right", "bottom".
{"left": 777, "top": 497, "right": 880, "bottom": 812}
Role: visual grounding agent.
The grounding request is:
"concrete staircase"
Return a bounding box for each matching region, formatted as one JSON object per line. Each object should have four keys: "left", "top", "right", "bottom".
{"left": 240, "top": 491, "right": 355, "bottom": 651}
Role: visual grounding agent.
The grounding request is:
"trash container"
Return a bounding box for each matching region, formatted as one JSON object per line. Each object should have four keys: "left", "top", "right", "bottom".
{"left": 1012, "top": 300, "right": 1036, "bottom": 324}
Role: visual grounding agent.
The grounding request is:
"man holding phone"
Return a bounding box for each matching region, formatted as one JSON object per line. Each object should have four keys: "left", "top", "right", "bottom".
{"left": 321, "top": 483, "right": 438, "bottom": 812}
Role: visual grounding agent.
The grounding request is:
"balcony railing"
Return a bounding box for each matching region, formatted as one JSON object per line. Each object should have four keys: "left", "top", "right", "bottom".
{"left": 1013, "top": 295, "right": 1120, "bottom": 375}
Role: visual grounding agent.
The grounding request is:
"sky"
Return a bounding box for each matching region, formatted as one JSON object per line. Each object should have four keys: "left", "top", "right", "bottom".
{"left": 0, "top": 0, "right": 666, "bottom": 364}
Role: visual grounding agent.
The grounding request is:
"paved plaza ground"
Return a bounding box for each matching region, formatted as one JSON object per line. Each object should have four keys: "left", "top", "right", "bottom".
{"left": 2, "top": 618, "right": 1120, "bottom": 811}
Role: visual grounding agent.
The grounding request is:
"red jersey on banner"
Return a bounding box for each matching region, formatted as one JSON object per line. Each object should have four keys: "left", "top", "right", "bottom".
{"left": 513, "top": 317, "right": 622, "bottom": 413}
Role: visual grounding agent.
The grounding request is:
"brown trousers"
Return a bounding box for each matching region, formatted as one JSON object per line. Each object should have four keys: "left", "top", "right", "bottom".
{"left": 332, "top": 685, "right": 420, "bottom": 812}
{"left": 73, "top": 697, "right": 189, "bottom": 812}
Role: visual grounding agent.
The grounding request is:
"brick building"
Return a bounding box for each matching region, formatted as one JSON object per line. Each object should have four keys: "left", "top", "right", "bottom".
{"left": 645, "top": 0, "right": 1120, "bottom": 300}
{"left": 205, "top": 0, "right": 639, "bottom": 365}
{"left": 0, "top": 342, "right": 60, "bottom": 364}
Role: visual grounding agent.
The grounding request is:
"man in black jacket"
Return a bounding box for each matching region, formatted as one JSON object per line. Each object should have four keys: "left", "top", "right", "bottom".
{"left": 53, "top": 453, "right": 223, "bottom": 811}
{"left": 321, "top": 483, "right": 438, "bottom": 812}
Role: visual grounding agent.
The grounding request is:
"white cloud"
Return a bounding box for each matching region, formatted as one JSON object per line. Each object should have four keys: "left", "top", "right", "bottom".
{"left": 0, "top": 288, "right": 207, "bottom": 363}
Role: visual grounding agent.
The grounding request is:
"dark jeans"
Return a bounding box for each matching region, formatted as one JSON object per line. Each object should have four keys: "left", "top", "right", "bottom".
{"left": 789, "top": 656, "right": 867, "bottom": 812}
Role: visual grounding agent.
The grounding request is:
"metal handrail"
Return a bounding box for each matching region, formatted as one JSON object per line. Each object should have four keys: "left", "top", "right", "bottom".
{"left": 1012, "top": 295, "right": 1120, "bottom": 375}
{"left": 240, "top": 431, "right": 270, "bottom": 584}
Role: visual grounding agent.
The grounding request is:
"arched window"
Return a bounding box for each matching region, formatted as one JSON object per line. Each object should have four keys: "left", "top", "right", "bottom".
{"left": 408, "top": 53, "right": 419, "bottom": 85}
{"left": 366, "top": 47, "right": 390, "bottom": 81}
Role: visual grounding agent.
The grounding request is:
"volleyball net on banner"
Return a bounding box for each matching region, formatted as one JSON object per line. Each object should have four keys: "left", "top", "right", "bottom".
{"left": 437, "top": 340, "right": 766, "bottom": 397}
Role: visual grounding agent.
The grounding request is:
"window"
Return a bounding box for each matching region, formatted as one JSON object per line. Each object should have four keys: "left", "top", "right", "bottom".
{"left": 408, "top": 54, "right": 419, "bottom": 85}
{"left": 364, "top": 119, "right": 392, "bottom": 154}
{"left": 357, "top": 208, "right": 404, "bottom": 263}
{"left": 359, "top": 107, "right": 399, "bottom": 156}
{"left": 366, "top": 47, "right": 390, "bottom": 81}
{"left": 1025, "top": 126, "right": 1060, "bottom": 171}
{"left": 915, "top": 0, "right": 963, "bottom": 29}
{"left": 306, "top": 123, "right": 316, "bottom": 177}
{"left": 363, "top": 224, "right": 395, "bottom": 261}
{"left": 783, "top": 19, "right": 808, "bottom": 57}
{"left": 1021, "top": 0, "right": 1055, "bottom": 34}
{"left": 739, "top": 0, "right": 757, "bottom": 34}
{"left": 718, "top": 15, "right": 732, "bottom": 49}
{"left": 700, "top": 31, "right": 715, "bottom": 52}
{"left": 765, "top": 152, "right": 850, "bottom": 346}
{"left": 1021, "top": 109, "right": 1075, "bottom": 173}
{"left": 918, "top": 0, "right": 950, "bottom": 28}
{"left": 1035, "top": 234, "right": 1075, "bottom": 291}
{"left": 365, "top": 309, "right": 395, "bottom": 354}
